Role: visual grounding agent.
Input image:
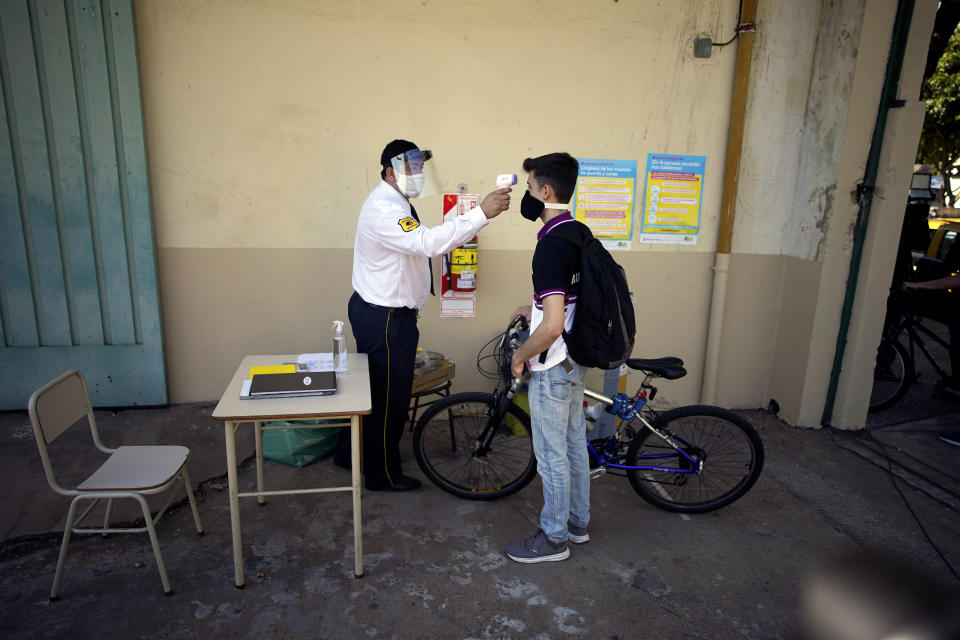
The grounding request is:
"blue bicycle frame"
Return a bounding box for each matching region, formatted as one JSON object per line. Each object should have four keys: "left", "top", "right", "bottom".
{"left": 583, "top": 389, "right": 701, "bottom": 474}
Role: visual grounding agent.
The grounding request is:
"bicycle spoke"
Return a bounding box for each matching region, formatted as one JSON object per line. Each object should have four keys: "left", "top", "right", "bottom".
{"left": 627, "top": 406, "right": 763, "bottom": 513}
{"left": 414, "top": 394, "right": 536, "bottom": 498}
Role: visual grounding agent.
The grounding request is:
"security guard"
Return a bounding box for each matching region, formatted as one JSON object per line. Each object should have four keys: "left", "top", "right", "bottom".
{"left": 340, "top": 139, "right": 511, "bottom": 491}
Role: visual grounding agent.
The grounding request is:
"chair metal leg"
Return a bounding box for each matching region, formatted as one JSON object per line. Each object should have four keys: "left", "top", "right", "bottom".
{"left": 135, "top": 494, "right": 171, "bottom": 595}
{"left": 181, "top": 466, "right": 204, "bottom": 535}
{"left": 408, "top": 381, "right": 452, "bottom": 432}
{"left": 254, "top": 421, "right": 265, "bottom": 505}
{"left": 408, "top": 395, "right": 421, "bottom": 432}
{"left": 50, "top": 498, "right": 81, "bottom": 600}
{"left": 102, "top": 498, "right": 114, "bottom": 537}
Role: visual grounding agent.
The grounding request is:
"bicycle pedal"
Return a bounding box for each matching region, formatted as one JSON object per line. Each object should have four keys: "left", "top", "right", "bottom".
{"left": 589, "top": 467, "right": 607, "bottom": 480}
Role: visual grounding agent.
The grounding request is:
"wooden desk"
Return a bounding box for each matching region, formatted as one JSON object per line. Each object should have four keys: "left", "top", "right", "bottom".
{"left": 212, "top": 353, "right": 371, "bottom": 587}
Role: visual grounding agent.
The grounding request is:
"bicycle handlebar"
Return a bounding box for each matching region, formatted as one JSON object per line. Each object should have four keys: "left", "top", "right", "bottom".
{"left": 496, "top": 316, "right": 529, "bottom": 390}
{"left": 506, "top": 315, "right": 528, "bottom": 344}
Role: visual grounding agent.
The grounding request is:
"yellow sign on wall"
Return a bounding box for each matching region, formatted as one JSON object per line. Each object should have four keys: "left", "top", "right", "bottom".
{"left": 640, "top": 153, "right": 706, "bottom": 245}
{"left": 572, "top": 159, "right": 638, "bottom": 250}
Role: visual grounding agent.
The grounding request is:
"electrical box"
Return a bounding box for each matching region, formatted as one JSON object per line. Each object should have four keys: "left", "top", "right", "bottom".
{"left": 694, "top": 37, "right": 712, "bottom": 58}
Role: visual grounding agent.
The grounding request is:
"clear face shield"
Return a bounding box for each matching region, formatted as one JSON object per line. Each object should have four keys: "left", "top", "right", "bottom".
{"left": 389, "top": 148, "right": 438, "bottom": 198}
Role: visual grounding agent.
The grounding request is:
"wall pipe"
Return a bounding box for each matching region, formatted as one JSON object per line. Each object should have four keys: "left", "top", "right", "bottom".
{"left": 701, "top": 0, "right": 758, "bottom": 404}
{"left": 821, "top": 0, "right": 914, "bottom": 426}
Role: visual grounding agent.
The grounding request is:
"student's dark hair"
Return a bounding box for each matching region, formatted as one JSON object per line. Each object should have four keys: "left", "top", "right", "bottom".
{"left": 522, "top": 152, "right": 579, "bottom": 203}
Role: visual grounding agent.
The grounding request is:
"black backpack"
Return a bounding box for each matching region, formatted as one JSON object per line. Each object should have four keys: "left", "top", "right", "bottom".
{"left": 562, "top": 231, "right": 636, "bottom": 369}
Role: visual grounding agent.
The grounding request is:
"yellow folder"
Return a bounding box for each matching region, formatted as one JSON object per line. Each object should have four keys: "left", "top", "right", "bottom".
{"left": 248, "top": 364, "right": 296, "bottom": 379}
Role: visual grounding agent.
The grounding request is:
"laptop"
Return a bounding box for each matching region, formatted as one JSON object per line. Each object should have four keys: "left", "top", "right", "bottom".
{"left": 247, "top": 370, "right": 338, "bottom": 399}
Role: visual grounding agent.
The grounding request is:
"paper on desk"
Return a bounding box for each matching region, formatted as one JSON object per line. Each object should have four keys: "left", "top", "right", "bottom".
{"left": 240, "top": 379, "right": 251, "bottom": 398}
{"left": 297, "top": 352, "right": 335, "bottom": 371}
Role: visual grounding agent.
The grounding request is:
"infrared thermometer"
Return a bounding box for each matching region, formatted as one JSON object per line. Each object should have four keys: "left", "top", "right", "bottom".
{"left": 496, "top": 173, "right": 517, "bottom": 189}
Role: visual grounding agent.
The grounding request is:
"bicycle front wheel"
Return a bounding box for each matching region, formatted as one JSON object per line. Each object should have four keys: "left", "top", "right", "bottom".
{"left": 412, "top": 392, "right": 537, "bottom": 500}
{"left": 626, "top": 405, "right": 764, "bottom": 514}
{"left": 869, "top": 339, "right": 912, "bottom": 412}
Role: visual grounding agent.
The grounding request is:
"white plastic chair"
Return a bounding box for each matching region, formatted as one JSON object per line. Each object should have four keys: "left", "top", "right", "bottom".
{"left": 27, "top": 370, "right": 204, "bottom": 599}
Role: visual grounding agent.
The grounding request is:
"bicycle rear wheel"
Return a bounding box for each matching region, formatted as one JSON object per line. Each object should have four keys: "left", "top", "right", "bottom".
{"left": 412, "top": 392, "right": 537, "bottom": 500}
{"left": 869, "top": 339, "right": 912, "bottom": 412}
{"left": 626, "top": 405, "right": 764, "bottom": 514}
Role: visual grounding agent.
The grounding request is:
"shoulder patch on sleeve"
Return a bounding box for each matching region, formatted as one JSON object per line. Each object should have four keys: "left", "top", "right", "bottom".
{"left": 398, "top": 217, "right": 420, "bottom": 232}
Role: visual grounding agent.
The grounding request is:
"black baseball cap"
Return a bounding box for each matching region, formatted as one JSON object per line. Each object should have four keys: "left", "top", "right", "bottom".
{"left": 380, "top": 139, "right": 433, "bottom": 168}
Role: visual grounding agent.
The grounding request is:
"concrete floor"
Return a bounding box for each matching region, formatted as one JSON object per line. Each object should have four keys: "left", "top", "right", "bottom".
{"left": 1, "top": 385, "right": 958, "bottom": 638}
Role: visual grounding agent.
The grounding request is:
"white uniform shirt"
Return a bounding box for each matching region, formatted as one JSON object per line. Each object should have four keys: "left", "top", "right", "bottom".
{"left": 352, "top": 180, "right": 489, "bottom": 310}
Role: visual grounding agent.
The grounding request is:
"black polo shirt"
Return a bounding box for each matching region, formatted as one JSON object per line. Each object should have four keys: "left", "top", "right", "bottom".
{"left": 527, "top": 212, "right": 589, "bottom": 370}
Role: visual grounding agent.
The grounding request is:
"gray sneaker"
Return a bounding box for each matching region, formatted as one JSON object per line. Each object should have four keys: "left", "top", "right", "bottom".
{"left": 567, "top": 521, "right": 590, "bottom": 544}
{"left": 506, "top": 529, "right": 570, "bottom": 563}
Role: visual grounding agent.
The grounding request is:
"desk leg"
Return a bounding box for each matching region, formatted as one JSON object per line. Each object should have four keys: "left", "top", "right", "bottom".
{"left": 254, "top": 421, "right": 265, "bottom": 505}
{"left": 225, "top": 421, "right": 244, "bottom": 589}
{"left": 351, "top": 415, "right": 363, "bottom": 577}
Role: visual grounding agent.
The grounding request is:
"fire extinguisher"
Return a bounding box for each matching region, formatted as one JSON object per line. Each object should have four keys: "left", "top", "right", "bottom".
{"left": 447, "top": 239, "right": 477, "bottom": 291}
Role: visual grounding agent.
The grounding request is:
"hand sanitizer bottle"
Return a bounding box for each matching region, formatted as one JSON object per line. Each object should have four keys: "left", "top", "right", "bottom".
{"left": 332, "top": 320, "right": 348, "bottom": 373}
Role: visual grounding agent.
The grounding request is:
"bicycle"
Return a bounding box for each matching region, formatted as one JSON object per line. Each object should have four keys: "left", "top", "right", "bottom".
{"left": 870, "top": 293, "right": 954, "bottom": 412}
{"left": 411, "top": 316, "right": 765, "bottom": 514}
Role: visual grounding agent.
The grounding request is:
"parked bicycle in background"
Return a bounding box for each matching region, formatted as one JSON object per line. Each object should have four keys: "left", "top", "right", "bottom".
{"left": 871, "top": 290, "right": 958, "bottom": 412}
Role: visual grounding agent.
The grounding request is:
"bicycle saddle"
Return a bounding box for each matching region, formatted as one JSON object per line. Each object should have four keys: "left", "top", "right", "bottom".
{"left": 625, "top": 357, "right": 687, "bottom": 380}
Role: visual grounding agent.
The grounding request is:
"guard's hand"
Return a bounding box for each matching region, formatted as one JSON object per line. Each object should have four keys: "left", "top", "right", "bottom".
{"left": 480, "top": 187, "right": 512, "bottom": 219}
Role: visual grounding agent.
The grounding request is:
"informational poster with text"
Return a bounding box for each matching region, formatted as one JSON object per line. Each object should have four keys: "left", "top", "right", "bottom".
{"left": 572, "top": 159, "right": 637, "bottom": 251}
{"left": 640, "top": 153, "right": 706, "bottom": 245}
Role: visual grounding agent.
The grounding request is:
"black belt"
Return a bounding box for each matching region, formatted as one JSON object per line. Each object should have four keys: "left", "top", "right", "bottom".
{"left": 363, "top": 300, "right": 418, "bottom": 317}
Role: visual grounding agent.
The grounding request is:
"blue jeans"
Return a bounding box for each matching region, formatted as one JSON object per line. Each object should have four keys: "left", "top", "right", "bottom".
{"left": 528, "top": 359, "right": 590, "bottom": 543}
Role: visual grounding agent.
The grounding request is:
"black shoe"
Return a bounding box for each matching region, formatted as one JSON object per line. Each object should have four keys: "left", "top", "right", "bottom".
{"left": 365, "top": 475, "right": 422, "bottom": 492}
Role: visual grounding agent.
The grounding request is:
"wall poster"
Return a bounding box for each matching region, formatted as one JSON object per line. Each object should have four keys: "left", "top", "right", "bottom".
{"left": 572, "top": 159, "right": 637, "bottom": 251}
{"left": 640, "top": 153, "right": 706, "bottom": 245}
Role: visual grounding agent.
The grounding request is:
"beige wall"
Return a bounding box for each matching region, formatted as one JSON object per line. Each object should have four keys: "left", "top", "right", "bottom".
{"left": 135, "top": 0, "right": 738, "bottom": 252}
{"left": 136, "top": 0, "right": 741, "bottom": 403}
{"left": 157, "top": 246, "right": 713, "bottom": 406}
{"left": 137, "top": 0, "right": 936, "bottom": 430}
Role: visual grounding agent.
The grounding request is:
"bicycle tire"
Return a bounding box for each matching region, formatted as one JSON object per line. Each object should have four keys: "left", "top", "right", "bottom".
{"left": 625, "top": 405, "right": 764, "bottom": 514}
{"left": 869, "top": 339, "right": 913, "bottom": 412}
{"left": 413, "top": 392, "right": 537, "bottom": 500}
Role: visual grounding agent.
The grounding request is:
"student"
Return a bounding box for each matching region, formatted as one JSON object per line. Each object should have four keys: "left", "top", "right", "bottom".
{"left": 506, "top": 152, "right": 591, "bottom": 562}
{"left": 341, "top": 139, "right": 511, "bottom": 491}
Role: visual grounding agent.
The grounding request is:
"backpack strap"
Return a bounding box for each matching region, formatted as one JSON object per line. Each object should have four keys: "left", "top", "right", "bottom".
{"left": 539, "top": 222, "right": 589, "bottom": 365}
{"left": 557, "top": 225, "right": 589, "bottom": 347}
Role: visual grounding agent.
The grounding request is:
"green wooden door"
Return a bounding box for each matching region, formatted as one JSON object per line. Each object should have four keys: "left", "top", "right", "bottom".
{"left": 0, "top": 0, "right": 166, "bottom": 408}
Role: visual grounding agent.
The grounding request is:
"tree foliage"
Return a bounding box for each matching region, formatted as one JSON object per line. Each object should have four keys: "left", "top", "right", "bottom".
{"left": 918, "top": 24, "right": 960, "bottom": 207}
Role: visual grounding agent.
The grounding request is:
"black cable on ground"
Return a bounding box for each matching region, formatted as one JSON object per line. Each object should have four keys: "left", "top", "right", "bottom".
{"left": 863, "top": 428, "right": 960, "bottom": 583}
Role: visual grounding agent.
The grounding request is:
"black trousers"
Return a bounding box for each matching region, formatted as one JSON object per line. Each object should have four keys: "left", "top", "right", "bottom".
{"left": 341, "top": 292, "right": 419, "bottom": 484}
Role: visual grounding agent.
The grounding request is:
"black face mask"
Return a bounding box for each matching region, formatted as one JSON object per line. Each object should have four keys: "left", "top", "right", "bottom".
{"left": 520, "top": 190, "right": 544, "bottom": 221}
